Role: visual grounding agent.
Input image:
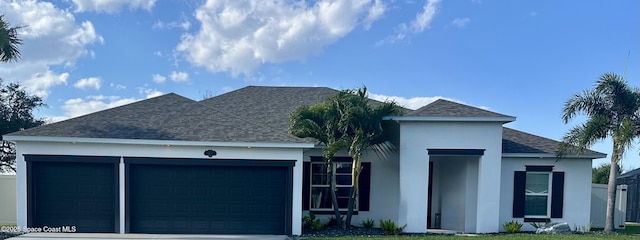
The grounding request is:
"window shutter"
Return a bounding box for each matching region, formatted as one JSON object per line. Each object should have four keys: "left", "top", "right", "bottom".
{"left": 551, "top": 172, "right": 564, "bottom": 218}
{"left": 513, "top": 171, "right": 526, "bottom": 218}
{"left": 303, "top": 162, "right": 310, "bottom": 211}
{"left": 358, "top": 162, "right": 371, "bottom": 211}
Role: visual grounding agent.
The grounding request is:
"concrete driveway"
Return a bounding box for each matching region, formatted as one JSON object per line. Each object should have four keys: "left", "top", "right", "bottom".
{"left": 8, "top": 233, "right": 293, "bottom": 240}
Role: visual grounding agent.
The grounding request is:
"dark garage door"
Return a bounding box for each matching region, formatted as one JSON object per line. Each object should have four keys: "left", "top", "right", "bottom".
{"left": 127, "top": 158, "right": 293, "bottom": 235}
{"left": 27, "top": 155, "right": 119, "bottom": 233}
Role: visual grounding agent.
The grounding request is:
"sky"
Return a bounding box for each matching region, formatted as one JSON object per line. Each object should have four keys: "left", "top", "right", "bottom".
{"left": 1, "top": 0, "right": 639, "bottom": 170}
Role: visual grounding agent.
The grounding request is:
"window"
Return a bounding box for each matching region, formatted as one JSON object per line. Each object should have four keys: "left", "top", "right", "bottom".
{"left": 512, "top": 167, "right": 564, "bottom": 220}
{"left": 524, "top": 172, "right": 551, "bottom": 217}
{"left": 310, "top": 162, "right": 355, "bottom": 211}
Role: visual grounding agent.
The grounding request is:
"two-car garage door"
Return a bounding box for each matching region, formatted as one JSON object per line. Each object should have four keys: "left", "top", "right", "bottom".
{"left": 26, "top": 155, "right": 293, "bottom": 235}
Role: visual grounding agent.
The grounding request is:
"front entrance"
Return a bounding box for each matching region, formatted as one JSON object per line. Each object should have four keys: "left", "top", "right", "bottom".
{"left": 427, "top": 149, "right": 483, "bottom": 233}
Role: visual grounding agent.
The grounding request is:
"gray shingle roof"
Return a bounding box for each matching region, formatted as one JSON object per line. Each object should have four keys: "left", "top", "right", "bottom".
{"left": 5, "top": 86, "right": 604, "bottom": 157}
{"left": 408, "top": 99, "right": 514, "bottom": 118}
{"left": 502, "top": 127, "right": 604, "bottom": 156}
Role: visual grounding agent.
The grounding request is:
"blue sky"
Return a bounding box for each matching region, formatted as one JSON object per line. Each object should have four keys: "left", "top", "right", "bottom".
{"left": 1, "top": 0, "right": 638, "bottom": 170}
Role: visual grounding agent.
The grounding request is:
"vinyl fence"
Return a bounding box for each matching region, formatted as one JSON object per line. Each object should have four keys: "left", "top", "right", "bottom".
{"left": 591, "top": 183, "right": 626, "bottom": 229}
{"left": 0, "top": 175, "right": 16, "bottom": 226}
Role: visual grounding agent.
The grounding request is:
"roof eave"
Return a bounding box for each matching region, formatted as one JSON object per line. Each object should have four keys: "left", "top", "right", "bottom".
{"left": 2, "top": 135, "right": 315, "bottom": 149}
{"left": 384, "top": 116, "right": 516, "bottom": 123}
{"left": 502, "top": 152, "right": 607, "bottom": 159}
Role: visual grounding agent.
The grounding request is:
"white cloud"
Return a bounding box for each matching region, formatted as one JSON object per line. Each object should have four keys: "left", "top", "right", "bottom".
{"left": 169, "top": 71, "right": 188, "bottom": 82}
{"left": 451, "top": 17, "right": 470, "bottom": 28}
{"left": 110, "top": 83, "right": 127, "bottom": 90}
{"left": 60, "top": 95, "right": 138, "bottom": 119}
{"left": 138, "top": 87, "right": 164, "bottom": 98}
{"left": 369, "top": 93, "right": 461, "bottom": 110}
{"left": 71, "top": 0, "right": 156, "bottom": 13}
{"left": 74, "top": 77, "right": 101, "bottom": 90}
{"left": 377, "top": 0, "right": 441, "bottom": 45}
{"left": 152, "top": 74, "right": 167, "bottom": 83}
{"left": 176, "top": 0, "right": 386, "bottom": 77}
{"left": 153, "top": 20, "right": 191, "bottom": 30}
{"left": 0, "top": 0, "right": 102, "bottom": 98}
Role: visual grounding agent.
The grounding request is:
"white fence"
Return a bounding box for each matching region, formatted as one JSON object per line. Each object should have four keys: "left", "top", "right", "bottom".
{"left": 0, "top": 175, "right": 16, "bottom": 226}
{"left": 591, "top": 183, "right": 626, "bottom": 229}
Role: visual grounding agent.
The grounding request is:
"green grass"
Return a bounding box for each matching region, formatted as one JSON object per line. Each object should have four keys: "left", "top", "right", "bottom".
{"left": 302, "top": 234, "right": 637, "bottom": 240}
{"left": 617, "top": 222, "right": 640, "bottom": 235}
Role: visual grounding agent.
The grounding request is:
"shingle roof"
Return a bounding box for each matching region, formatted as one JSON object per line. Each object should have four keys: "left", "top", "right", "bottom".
{"left": 408, "top": 99, "right": 513, "bottom": 118}
{"left": 502, "top": 127, "right": 604, "bottom": 156}
{"left": 4, "top": 86, "right": 605, "bottom": 157}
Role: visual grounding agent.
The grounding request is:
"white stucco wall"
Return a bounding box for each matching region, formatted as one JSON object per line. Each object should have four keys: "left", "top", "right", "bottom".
{"left": 499, "top": 157, "right": 593, "bottom": 232}
{"left": 13, "top": 140, "right": 306, "bottom": 235}
{"left": 398, "top": 121, "right": 504, "bottom": 233}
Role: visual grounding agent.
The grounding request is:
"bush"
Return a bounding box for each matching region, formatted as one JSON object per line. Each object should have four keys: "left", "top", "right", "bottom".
{"left": 379, "top": 219, "right": 406, "bottom": 235}
{"left": 311, "top": 219, "right": 323, "bottom": 231}
{"left": 302, "top": 212, "right": 316, "bottom": 228}
{"left": 503, "top": 220, "right": 523, "bottom": 233}
{"left": 361, "top": 218, "right": 375, "bottom": 228}
{"left": 327, "top": 216, "right": 343, "bottom": 227}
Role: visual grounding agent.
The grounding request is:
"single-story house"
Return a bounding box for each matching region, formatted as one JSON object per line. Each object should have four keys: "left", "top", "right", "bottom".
{"left": 3, "top": 86, "right": 605, "bottom": 235}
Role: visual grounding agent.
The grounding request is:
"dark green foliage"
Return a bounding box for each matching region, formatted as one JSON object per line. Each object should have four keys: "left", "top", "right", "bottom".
{"left": 361, "top": 218, "right": 375, "bottom": 228}
{"left": 311, "top": 218, "right": 323, "bottom": 231}
{"left": 593, "top": 163, "right": 622, "bottom": 184}
{"left": 327, "top": 216, "right": 344, "bottom": 227}
{"left": 0, "top": 80, "right": 45, "bottom": 172}
{"left": 379, "top": 219, "right": 406, "bottom": 235}
{"left": 303, "top": 212, "right": 317, "bottom": 229}
{"left": 503, "top": 220, "right": 523, "bottom": 233}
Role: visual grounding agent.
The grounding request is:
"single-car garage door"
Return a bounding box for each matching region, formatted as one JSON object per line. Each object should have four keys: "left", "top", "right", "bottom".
{"left": 126, "top": 158, "right": 293, "bottom": 235}
{"left": 26, "top": 155, "right": 119, "bottom": 233}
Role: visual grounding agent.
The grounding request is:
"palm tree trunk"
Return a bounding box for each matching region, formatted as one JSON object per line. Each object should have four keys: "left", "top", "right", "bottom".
{"left": 345, "top": 161, "right": 360, "bottom": 229}
{"left": 604, "top": 150, "right": 620, "bottom": 233}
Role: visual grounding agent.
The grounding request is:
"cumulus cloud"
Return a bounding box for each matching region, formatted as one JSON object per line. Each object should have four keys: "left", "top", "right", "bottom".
{"left": 60, "top": 95, "right": 138, "bottom": 119}
{"left": 377, "top": 0, "right": 441, "bottom": 45}
{"left": 74, "top": 77, "right": 101, "bottom": 90}
{"left": 451, "top": 17, "right": 470, "bottom": 28}
{"left": 152, "top": 74, "right": 167, "bottom": 83}
{"left": 0, "top": 0, "right": 103, "bottom": 98}
{"left": 176, "top": 0, "right": 386, "bottom": 77}
{"left": 71, "top": 0, "right": 156, "bottom": 13}
{"left": 169, "top": 71, "right": 188, "bottom": 82}
{"left": 138, "top": 87, "right": 164, "bottom": 98}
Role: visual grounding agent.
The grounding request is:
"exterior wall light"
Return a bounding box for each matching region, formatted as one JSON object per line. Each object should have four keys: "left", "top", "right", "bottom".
{"left": 204, "top": 149, "right": 217, "bottom": 157}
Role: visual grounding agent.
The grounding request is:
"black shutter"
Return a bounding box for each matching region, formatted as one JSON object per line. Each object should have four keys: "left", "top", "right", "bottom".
{"left": 551, "top": 172, "right": 564, "bottom": 218}
{"left": 359, "top": 162, "right": 371, "bottom": 211}
{"left": 303, "top": 162, "right": 310, "bottom": 211}
{"left": 513, "top": 171, "right": 526, "bottom": 218}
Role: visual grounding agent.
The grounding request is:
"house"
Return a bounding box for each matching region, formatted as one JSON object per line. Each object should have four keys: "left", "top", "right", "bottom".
{"left": 618, "top": 168, "right": 640, "bottom": 223}
{"left": 2, "top": 86, "right": 605, "bottom": 235}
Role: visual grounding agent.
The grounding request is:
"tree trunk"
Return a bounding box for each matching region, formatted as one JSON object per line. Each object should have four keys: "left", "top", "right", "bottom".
{"left": 604, "top": 152, "right": 620, "bottom": 233}
{"left": 345, "top": 159, "right": 361, "bottom": 229}
{"left": 329, "top": 161, "right": 342, "bottom": 227}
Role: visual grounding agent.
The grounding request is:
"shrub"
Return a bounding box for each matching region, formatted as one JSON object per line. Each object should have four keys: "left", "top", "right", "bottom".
{"left": 379, "top": 219, "right": 406, "bottom": 235}
{"left": 311, "top": 219, "right": 323, "bottom": 231}
{"left": 302, "top": 212, "right": 316, "bottom": 229}
{"left": 361, "top": 218, "right": 375, "bottom": 228}
{"left": 327, "top": 216, "right": 343, "bottom": 227}
{"left": 503, "top": 220, "right": 523, "bottom": 233}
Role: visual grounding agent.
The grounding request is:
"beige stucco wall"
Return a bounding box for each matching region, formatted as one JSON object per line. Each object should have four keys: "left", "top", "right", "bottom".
{"left": 0, "top": 175, "right": 16, "bottom": 225}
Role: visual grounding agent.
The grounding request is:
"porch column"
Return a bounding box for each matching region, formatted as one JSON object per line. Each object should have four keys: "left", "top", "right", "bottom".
{"left": 119, "top": 157, "right": 125, "bottom": 233}
{"left": 398, "top": 144, "right": 429, "bottom": 232}
{"left": 474, "top": 153, "right": 501, "bottom": 233}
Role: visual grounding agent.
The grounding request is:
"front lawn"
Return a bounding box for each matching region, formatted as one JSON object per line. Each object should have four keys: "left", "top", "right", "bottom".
{"left": 302, "top": 234, "right": 637, "bottom": 240}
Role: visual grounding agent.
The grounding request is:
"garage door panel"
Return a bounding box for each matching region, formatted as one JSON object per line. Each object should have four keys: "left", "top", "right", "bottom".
{"left": 27, "top": 156, "right": 118, "bottom": 233}
{"left": 128, "top": 161, "right": 290, "bottom": 234}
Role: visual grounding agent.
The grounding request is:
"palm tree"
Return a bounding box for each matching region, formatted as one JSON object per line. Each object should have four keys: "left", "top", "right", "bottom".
{"left": 333, "top": 87, "right": 402, "bottom": 228}
{"left": 561, "top": 73, "right": 640, "bottom": 232}
{"left": 290, "top": 87, "right": 402, "bottom": 229}
{"left": 290, "top": 99, "right": 350, "bottom": 227}
{"left": 0, "top": 15, "right": 23, "bottom": 62}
